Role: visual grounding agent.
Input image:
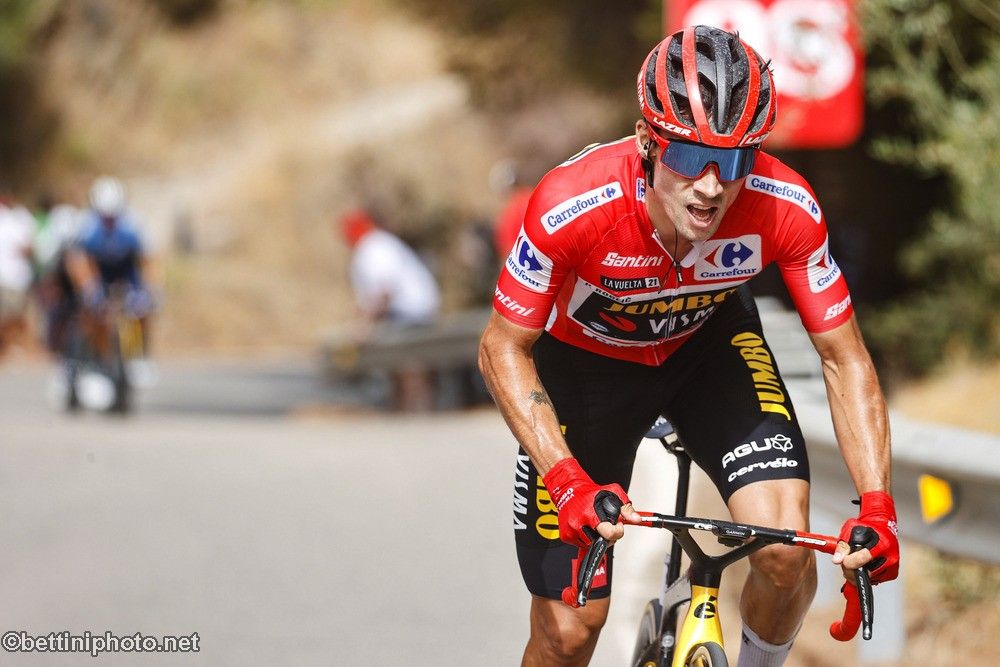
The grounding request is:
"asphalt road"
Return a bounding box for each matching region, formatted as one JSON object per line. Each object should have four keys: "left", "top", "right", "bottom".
{"left": 0, "top": 359, "right": 693, "bottom": 665}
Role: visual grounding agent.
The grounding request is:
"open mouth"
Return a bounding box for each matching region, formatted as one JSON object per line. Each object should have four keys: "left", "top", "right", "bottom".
{"left": 686, "top": 204, "right": 717, "bottom": 226}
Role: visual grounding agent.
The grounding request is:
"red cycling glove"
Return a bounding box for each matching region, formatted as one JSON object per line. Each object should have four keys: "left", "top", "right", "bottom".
{"left": 838, "top": 491, "right": 899, "bottom": 584}
{"left": 543, "top": 457, "right": 630, "bottom": 547}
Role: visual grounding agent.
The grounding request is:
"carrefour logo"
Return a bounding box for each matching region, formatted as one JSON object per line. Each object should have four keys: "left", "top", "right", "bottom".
{"left": 518, "top": 239, "right": 542, "bottom": 271}
{"left": 806, "top": 235, "right": 841, "bottom": 293}
{"left": 695, "top": 235, "right": 762, "bottom": 280}
{"left": 540, "top": 181, "right": 623, "bottom": 235}
{"left": 504, "top": 229, "right": 553, "bottom": 293}
{"left": 745, "top": 175, "right": 822, "bottom": 223}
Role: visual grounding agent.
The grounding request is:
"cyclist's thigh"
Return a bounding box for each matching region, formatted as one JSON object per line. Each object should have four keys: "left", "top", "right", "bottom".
{"left": 512, "top": 333, "right": 666, "bottom": 600}
{"left": 663, "top": 287, "right": 809, "bottom": 503}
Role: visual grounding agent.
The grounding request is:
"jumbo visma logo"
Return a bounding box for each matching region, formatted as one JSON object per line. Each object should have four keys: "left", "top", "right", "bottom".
{"left": 730, "top": 332, "right": 792, "bottom": 420}
{"left": 573, "top": 287, "right": 739, "bottom": 342}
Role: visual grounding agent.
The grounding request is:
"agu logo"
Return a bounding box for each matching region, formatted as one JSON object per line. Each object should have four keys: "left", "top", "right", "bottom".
{"left": 695, "top": 235, "right": 762, "bottom": 280}
{"left": 504, "top": 229, "right": 553, "bottom": 293}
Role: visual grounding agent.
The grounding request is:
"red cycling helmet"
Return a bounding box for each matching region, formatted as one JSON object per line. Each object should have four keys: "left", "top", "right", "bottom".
{"left": 637, "top": 25, "right": 777, "bottom": 148}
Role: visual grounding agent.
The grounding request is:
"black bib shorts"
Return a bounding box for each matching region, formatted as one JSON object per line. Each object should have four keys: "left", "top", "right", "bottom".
{"left": 512, "top": 286, "right": 810, "bottom": 600}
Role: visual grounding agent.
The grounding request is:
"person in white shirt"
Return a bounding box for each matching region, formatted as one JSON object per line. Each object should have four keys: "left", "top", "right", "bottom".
{"left": 0, "top": 197, "right": 36, "bottom": 356}
{"left": 339, "top": 209, "right": 442, "bottom": 409}
{"left": 341, "top": 209, "right": 440, "bottom": 326}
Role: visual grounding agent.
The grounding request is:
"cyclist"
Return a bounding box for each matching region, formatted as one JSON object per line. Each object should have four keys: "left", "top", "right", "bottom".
{"left": 69, "top": 176, "right": 156, "bottom": 377}
{"left": 478, "top": 26, "right": 898, "bottom": 667}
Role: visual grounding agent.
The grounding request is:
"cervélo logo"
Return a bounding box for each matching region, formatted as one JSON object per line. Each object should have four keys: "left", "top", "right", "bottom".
{"left": 504, "top": 229, "right": 552, "bottom": 293}
{"left": 695, "top": 235, "right": 762, "bottom": 280}
{"left": 540, "top": 181, "right": 623, "bottom": 235}
{"left": 745, "top": 175, "right": 821, "bottom": 223}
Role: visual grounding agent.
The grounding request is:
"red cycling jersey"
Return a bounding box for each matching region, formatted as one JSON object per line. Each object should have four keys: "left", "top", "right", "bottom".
{"left": 493, "top": 137, "right": 854, "bottom": 366}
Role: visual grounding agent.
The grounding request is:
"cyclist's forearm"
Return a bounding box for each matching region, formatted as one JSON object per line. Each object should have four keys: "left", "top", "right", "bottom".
{"left": 821, "top": 352, "right": 891, "bottom": 494}
{"left": 479, "top": 332, "right": 570, "bottom": 475}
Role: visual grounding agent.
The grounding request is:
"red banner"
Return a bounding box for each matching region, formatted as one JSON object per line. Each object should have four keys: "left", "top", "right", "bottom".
{"left": 665, "top": 0, "right": 864, "bottom": 148}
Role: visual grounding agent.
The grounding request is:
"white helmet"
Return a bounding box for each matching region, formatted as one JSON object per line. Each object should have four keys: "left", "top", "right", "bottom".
{"left": 89, "top": 176, "right": 126, "bottom": 217}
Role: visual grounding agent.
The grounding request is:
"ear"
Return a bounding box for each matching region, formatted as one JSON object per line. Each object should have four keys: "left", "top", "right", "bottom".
{"left": 635, "top": 120, "right": 651, "bottom": 157}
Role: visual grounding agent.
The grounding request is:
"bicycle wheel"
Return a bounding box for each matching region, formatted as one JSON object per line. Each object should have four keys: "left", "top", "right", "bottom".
{"left": 630, "top": 599, "right": 662, "bottom": 667}
{"left": 684, "top": 641, "right": 728, "bottom": 667}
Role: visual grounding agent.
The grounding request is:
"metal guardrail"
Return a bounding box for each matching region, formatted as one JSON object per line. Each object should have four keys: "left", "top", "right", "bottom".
{"left": 322, "top": 299, "right": 1000, "bottom": 562}
{"left": 756, "top": 300, "right": 1000, "bottom": 565}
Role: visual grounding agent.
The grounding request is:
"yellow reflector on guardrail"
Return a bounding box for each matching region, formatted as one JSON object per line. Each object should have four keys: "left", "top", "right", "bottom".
{"left": 918, "top": 474, "right": 954, "bottom": 524}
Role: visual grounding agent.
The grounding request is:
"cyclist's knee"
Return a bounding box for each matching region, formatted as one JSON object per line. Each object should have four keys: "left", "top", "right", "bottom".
{"left": 749, "top": 543, "right": 815, "bottom": 591}
{"left": 530, "top": 598, "right": 607, "bottom": 663}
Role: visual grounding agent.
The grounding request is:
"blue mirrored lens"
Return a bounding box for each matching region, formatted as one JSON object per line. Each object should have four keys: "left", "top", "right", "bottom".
{"left": 660, "top": 142, "right": 757, "bottom": 182}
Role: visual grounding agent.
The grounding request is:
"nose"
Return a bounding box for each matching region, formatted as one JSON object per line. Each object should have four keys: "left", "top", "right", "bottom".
{"left": 692, "top": 165, "right": 724, "bottom": 200}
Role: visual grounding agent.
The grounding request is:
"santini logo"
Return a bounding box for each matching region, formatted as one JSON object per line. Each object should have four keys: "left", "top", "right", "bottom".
{"left": 601, "top": 252, "right": 664, "bottom": 268}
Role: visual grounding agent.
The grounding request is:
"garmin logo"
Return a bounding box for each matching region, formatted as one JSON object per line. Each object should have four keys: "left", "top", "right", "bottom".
{"left": 745, "top": 176, "right": 821, "bottom": 223}
{"left": 540, "top": 182, "right": 623, "bottom": 234}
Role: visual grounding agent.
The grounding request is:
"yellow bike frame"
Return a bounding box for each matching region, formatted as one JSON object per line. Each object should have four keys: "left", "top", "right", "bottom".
{"left": 672, "top": 585, "right": 724, "bottom": 667}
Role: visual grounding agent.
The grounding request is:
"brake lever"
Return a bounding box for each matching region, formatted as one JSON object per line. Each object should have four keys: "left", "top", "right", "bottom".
{"left": 830, "top": 526, "right": 876, "bottom": 641}
{"left": 566, "top": 491, "right": 623, "bottom": 608}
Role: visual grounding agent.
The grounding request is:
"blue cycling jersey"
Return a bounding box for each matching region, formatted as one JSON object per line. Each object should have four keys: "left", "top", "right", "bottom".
{"left": 77, "top": 212, "right": 145, "bottom": 288}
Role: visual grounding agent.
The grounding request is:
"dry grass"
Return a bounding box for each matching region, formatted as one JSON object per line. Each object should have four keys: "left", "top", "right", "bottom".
{"left": 39, "top": 0, "right": 620, "bottom": 354}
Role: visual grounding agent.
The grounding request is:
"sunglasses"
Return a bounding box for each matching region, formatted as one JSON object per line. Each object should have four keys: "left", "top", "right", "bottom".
{"left": 647, "top": 127, "right": 758, "bottom": 182}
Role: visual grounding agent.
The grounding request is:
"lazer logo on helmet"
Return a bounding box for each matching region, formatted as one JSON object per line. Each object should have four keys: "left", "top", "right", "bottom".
{"left": 695, "top": 235, "right": 762, "bottom": 280}
{"left": 540, "top": 181, "right": 623, "bottom": 234}
{"left": 505, "top": 230, "right": 552, "bottom": 293}
{"left": 745, "top": 176, "right": 821, "bottom": 223}
{"left": 722, "top": 434, "right": 794, "bottom": 469}
{"left": 651, "top": 117, "right": 693, "bottom": 138}
{"left": 806, "top": 236, "right": 842, "bottom": 294}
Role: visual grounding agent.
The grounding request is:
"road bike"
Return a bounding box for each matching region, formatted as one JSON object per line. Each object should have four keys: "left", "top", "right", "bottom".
{"left": 61, "top": 287, "right": 148, "bottom": 414}
{"left": 566, "top": 416, "right": 875, "bottom": 667}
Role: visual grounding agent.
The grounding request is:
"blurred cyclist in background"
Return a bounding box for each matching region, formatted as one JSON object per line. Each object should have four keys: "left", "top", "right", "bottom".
{"left": 68, "top": 176, "right": 157, "bottom": 385}
{"left": 31, "top": 193, "right": 84, "bottom": 355}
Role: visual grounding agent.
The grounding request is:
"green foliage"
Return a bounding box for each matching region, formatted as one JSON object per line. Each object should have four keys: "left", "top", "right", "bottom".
{"left": 0, "top": 0, "right": 36, "bottom": 70}
{"left": 863, "top": 0, "right": 1000, "bottom": 374}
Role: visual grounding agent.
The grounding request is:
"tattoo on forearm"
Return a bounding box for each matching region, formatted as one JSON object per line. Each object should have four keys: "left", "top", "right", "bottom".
{"left": 529, "top": 387, "right": 554, "bottom": 410}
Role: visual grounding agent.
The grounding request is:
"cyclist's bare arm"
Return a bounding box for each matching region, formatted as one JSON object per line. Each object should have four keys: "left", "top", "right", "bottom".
{"left": 478, "top": 311, "right": 570, "bottom": 476}
{"left": 809, "top": 314, "right": 891, "bottom": 569}
{"left": 479, "top": 312, "right": 639, "bottom": 541}
{"left": 64, "top": 248, "right": 99, "bottom": 294}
